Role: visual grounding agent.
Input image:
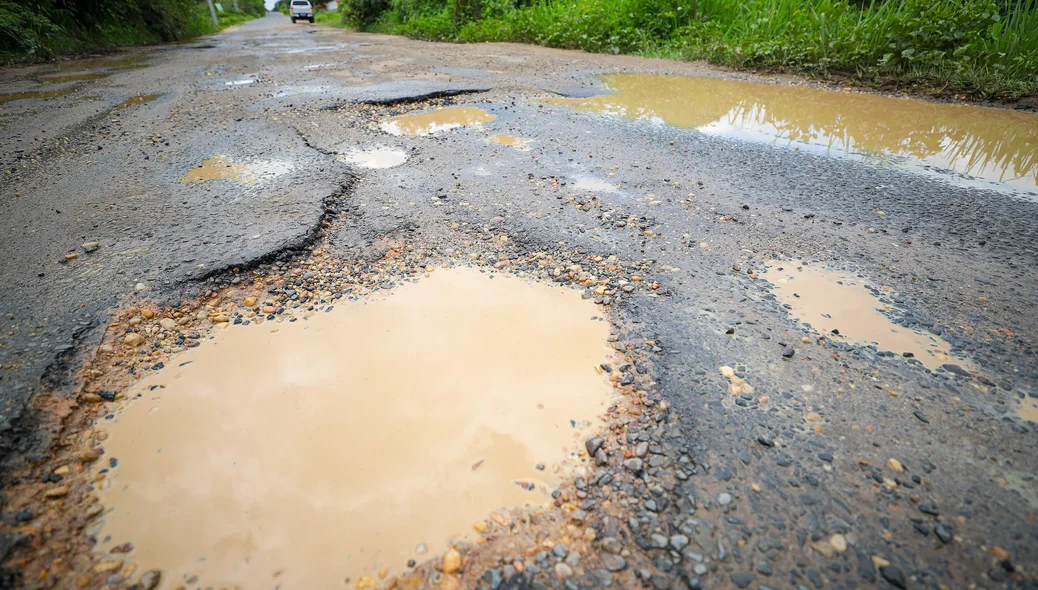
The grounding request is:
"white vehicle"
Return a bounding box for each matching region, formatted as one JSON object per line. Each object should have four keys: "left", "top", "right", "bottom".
{"left": 290, "top": 0, "right": 314, "bottom": 23}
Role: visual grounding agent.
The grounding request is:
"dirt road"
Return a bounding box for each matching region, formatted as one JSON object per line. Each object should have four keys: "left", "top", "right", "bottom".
{"left": 1, "top": 13, "right": 1036, "bottom": 590}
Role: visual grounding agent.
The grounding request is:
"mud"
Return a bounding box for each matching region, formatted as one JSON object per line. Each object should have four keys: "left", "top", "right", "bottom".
{"left": 37, "top": 73, "right": 109, "bottom": 84}
{"left": 381, "top": 107, "right": 496, "bottom": 136}
{"left": 115, "top": 93, "right": 163, "bottom": 108}
{"left": 91, "top": 268, "right": 614, "bottom": 589}
{"left": 489, "top": 134, "right": 530, "bottom": 149}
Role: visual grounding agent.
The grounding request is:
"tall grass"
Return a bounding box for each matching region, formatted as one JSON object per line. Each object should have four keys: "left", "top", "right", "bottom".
{"left": 342, "top": 0, "right": 1038, "bottom": 98}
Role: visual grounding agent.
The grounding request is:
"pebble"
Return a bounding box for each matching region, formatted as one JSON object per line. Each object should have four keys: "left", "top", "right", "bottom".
{"left": 888, "top": 458, "right": 904, "bottom": 472}
{"left": 123, "top": 333, "right": 143, "bottom": 346}
{"left": 730, "top": 572, "right": 754, "bottom": 588}
{"left": 93, "top": 560, "right": 122, "bottom": 573}
{"left": 443, "top": 548, "right": 462, "bottom": 574}
{"left": 244, "top": 296, "right": 257, "bottom": 307}
{"left": 82, "top": 242, "right": 99, "bottom": 252}
{"left": 552, "top": 543, "right": 569, "bottom": 558}
{"left": 879, "top": 565, "right": 907, "bottom": 589}
{"left": 585, "top": 436, "right": 604, "bottom": 456}
{"left": 829, "top": 534, "right": 848, "bottom": 553}
{"left": 140, "top": 570, "right": 161, "bottom": 590}
{"left": 602, "top": 554, "right": 627, "bottom": 571}
{"left": 804, "top": 412, "right": 823, "bottom": 423}
{"left": 623, "top": 457, "right": 643, "bottom": 472}
{"left": 415, "top": 543, "right": 428, "bottom": 555}
{"left": 554, "top": 563, "right": 573, "bottom": 579}
{"left": 717, "top": 493, "right": 732, "bottom": 505}
{"left": 159, "top": 318, "right": 177, "bottom": 330}
{"left": 670, "top": 535, "right": 689, "bottom": 551}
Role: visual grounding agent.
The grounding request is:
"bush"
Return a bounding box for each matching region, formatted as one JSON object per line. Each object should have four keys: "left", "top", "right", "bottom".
{"left": 341, "top": 0, "right": 392, "bottom": 26}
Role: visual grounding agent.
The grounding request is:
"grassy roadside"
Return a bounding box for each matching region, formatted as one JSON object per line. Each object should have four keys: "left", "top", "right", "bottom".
{"left": 0, "top": 0, "right": 264, "bottom": 66}
{"left": 331, "top": 0, "right": 1038, "bottom": 100}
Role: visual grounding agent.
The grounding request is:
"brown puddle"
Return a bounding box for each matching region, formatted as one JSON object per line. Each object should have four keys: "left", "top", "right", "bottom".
{"left": 37, "top": 73, "right": 108, "bottom": 84}
{"left": 766, "top": 261, "right": 959, "bottom": 370}
{"left": 0, "top": 88, "right": 77, "bottom": 104}
{"left": 1019, "top": 396, "right": 1038, "bottom": 422}
{"left": 337, "top": 146, "right": 408, "bottom": 168}
{"left": 489, "top": 134, "right": 530, "bottom": 149}
{"left": 180, "top": 155, "right": 252, "bottom": 184}
{"left": 546, "top": 74, "right": 1038, "bottom": 192}
{"left": 116, "top": 93, "right": 163, "bottom": 108}
{"left": 381, "top": 107, "right": 496, "bottom": 136}
{"left": 92, "top": 267, "right": 614, "bottom": 589}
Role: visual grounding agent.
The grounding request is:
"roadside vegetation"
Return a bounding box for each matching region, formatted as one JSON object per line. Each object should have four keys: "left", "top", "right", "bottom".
{"left": 0, "top": 0, "right": 266, "bottom": 65}
{"left": 334, "top": 0, "right": 1038, "bottom": 98}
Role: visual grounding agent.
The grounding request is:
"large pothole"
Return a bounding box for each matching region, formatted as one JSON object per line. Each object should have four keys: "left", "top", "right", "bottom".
{"left": 90, "top": 267, "right": 615, "bottom": 588}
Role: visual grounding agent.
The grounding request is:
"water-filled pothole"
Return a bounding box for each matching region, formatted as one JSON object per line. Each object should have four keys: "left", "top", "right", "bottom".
{"left": 337, "top": 146, "right": 408, "bottom": 168}
{"left": 180, "top": 155, "right": 291, "bottom": 184}
{"left": 92, "top": 267, "right": 614, "bottom": 588}
{"left": 116, "top": 93, "right": 163, "bottom": 108}
{"left": 37, "top": 73, "right": 109, "bottom": 84}
{"left": 381, "top": 107, "right": 495, "bottom": 136}
{"left": 766, "top": 261, "right": 960, "bottom": 370}
{"left": 546, "top": 74, "right": 1038, "bottom": 192}
{"left": 489, "top": 134, "right": 530, "bottom": 149}
{"left": 0, "top": 89, "right": 77, "bottom": 104}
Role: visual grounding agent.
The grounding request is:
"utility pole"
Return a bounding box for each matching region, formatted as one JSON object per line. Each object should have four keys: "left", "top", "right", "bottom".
{"left": 206, "top": 0, "right": 219, "bottom": 26}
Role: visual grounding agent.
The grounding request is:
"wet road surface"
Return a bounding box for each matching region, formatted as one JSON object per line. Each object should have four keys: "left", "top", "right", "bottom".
{"left": 1, "top": 13, "right": 1037, "bottom": 590}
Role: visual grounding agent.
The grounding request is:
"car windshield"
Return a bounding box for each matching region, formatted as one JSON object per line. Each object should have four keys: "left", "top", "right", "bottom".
{"left": 292, "top": 1, "right": 308, "bottom": 5}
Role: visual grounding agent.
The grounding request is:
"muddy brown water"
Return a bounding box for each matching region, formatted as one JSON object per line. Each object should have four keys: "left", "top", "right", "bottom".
{"left": 547, "top": 74, "right": 1038, "bottom": 192}
{"left": 92, "top": 267, "right": 614, "bottom": 589}
{"left": 381, "top": 107, "right": 496, "bottom": 136}
{"left": 1019, "top": 396, "right": 1038, "bottom": 422}
{"left": 766, "top": 261, "right": 960, "bottom": 371}
{"left": 0, "top": 89, "right": 77, "bottom": 104}
{"left": 180, "top": 155, "right": 251, "bottom": 184}
{"left": 489, "top": 134, "right": 530, "bottom": 149}
{"left": 116, "top": 93, "right": 163, "bottom": 109}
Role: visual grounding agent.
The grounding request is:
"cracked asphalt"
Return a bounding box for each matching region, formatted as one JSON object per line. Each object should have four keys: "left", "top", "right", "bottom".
{"left": 1, "top": 13, "right": 1037, "bottom": 590}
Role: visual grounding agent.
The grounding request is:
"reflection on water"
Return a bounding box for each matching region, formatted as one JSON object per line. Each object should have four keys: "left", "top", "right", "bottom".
{"left": 381, "top": 107, "right": 496, "bottom": 136}
{"left": 547, "top": 74, "right": 1038, "bottom": 192}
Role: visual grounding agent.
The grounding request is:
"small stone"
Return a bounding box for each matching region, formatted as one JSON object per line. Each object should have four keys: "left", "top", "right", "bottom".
{"left": 82, "top": 242, "right": 100, "bottom": 252}
{"left": 804, "top": 412, "right": 823, "bottom": 423}
{"left": 44, "top": 486, "right": 69, "bottom": 498}
{"left": 439, "top": 575, "right": 461, "bottom": 590}
{"left": 123, "top": 333, "right": 143, "bottom": 346}
{"left": 781, "top": 346, "right": 795, "bottom": 358}
{"left": 651, "top": 534, "right": 668, "bottom": 548}
{"left": 552, "top": 543, "right": 569, "bottom": 558}
{"left": 415, "top": 543, "right": 428, "bottom": 555}
{"left": 158, "top": 318, "right": 176, "bottom": 330}
{"left": 935, "top": 524, "right": 952, "bottom": 544}
{"left": 141, "top": 309, "right": 155, "bottom": 319}
{"left": 623, "top": 458, "right": 643, "bottom": 472}
{"left": 879, "top": 565, "right": 907, "bottom": 589}
{"left": 811, "top": 540, "right": 835, "bottom": 558}
{"left": 991, "top": 546, "right": 1010, "bottom": 561}
{"left": 354, "top": 575, "right": 377, "bottom": 589}
{"left": 244, "top": 296, "right": 257, "bottom": 307}
{"left": 888, "top": 458, "right": 904, "bottom": 473}
{"left": 670, "top": 535, "right": 689, "bottom": 550}
{"left": 554, "top": 563, "right": 573, "bottom": 579}
{"left": 717, "top": 493, "right": 732, "bottom": 506}
{"left": 602, "top": 553, "right": 626, "bottom": 572}
{"left": 585, "top": 436, "right": 604, "bottom": 456}
{"left": 443, "top": 548, "right": 462, "bottom": 573}
{"left": 79, "top": 450, "right": 99, "bottom": 463}
{"left": 757, "top": 435, "right": 774, "bottom": 447}
{"left": 93, "top": 560, "right": 123, "bottom": 573}
{"left": 140, "top": 570, "right": 161, "bottom": 590}
{"left": 829, "top": 534, "right": 848, "bottom": 553}
{"left": 730, "top": 572, "right": 754, "bottom": 588}
{"left": 64, "top": 253, "right": 79, "bottom": 260}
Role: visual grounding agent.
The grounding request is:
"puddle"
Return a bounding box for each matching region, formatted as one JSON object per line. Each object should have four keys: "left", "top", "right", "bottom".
{"left": 224, "top": 79, "right": 255, "bottom": 86}
{"left": 0, "top": 88, "right": 77, "bottom": 104}
{"left": 573, "top": 176, "right": 619, "bottom": 194}
{"left": 381, "top": 107, "right": 495, "bottom": 136}
{"left": 180, "top": 155, "right": 291, "bottom": 184}
{"left": 1019, "top": 396, "right": 1038, "bottom": 422}
{"left": 547, "top": 74, "right": 1038, "bottom": 193}
{"left": 337, "top": 146, "right": 408, "bottom": 169}
{"left": 52, "top": 56, "right": 146, "bottom": 70}
{"left": 116, "top": 93, "right": 163, "bottom": 108}
{"left": 489, "top": 134, "right": 530, "bottom": 149}
{"left": 92, "top": 267, "right": 613, "bottom": 588}
{"left": 37, "top": 73, "right": 109, "bottom": 84}
{"left": 766, "top": 261, "right": 958, "bottom": 370}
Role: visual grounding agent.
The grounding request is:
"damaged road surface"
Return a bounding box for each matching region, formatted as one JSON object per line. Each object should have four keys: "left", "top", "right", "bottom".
{"left": 2, "top": 12, "right": 1037, "bottom": 590}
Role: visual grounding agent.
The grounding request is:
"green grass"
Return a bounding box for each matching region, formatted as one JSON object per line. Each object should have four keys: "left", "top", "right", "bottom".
{"left": 340, "top": 0, "right": 1038, "bottom": 99}
{"left": 315, "top": 11, "right": 347, "bottom": 26}
{"left": 0, "top": 0, "right": 265, "bottom": 65}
